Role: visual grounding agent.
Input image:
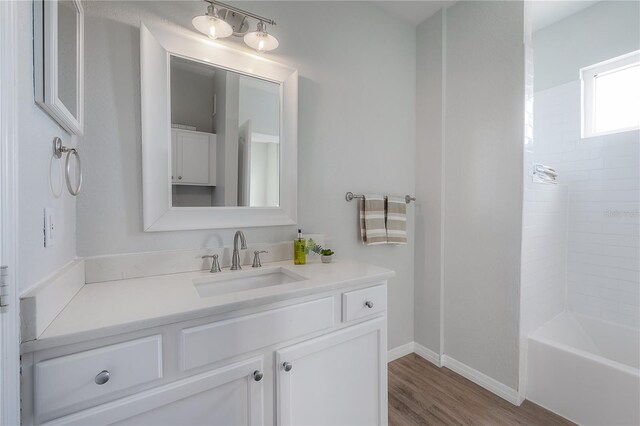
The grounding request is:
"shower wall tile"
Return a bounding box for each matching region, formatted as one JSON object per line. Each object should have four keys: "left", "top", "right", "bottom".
{"left": 534, "top": 80, "right": 640, "bottom": 329}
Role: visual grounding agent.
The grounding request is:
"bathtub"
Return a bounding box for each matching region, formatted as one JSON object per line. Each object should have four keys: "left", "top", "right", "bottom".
{"left": 527, "top": 312, "right": 640, "bottom": 426}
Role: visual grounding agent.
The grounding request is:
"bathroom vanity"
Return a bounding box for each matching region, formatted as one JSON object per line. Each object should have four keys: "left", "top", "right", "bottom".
{"left": 20, "top": 259, "right": 393, "bottom": 425}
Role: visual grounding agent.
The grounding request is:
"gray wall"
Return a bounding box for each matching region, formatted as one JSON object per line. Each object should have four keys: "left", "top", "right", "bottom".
{"left": 443, "top": 0, "right": 524, "bottom": 390}
{"left": 17, "top": 1, "right": 76, "bottom": 292}
{"left": 415, "top": 1, "right": 525, "bottom": 390}
{"left": 534, "top": 1, "right": 640, "bottom": 91}
{"left": 77, "top": 1, "right": 416, "bottom": 350}
{"left": 170, "top": 62, "right": 215, "bottom": 133}
{"left": 414, "top": 10, "right": 444, "bottom": 354}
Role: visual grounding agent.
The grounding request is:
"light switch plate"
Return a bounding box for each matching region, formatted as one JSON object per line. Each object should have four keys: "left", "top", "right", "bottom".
{"left": 44, "top": 207, "right": 55, "bottom": 247}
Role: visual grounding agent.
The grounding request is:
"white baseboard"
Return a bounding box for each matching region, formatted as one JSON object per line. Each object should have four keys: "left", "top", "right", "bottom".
{"left": 388, "top": 342, "right": 522, "bottom": 406}
{"left": 440, "top": 355, "right": 521, "bottom": 405}
{"left": 387, "top": 342, "right": 415, "bottom": 362}
{"left": 413, "top": 342, "right": 441, "bottom": 367}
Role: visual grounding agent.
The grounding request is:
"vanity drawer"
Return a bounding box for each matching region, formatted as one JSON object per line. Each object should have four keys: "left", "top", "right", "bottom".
{"left": 342, "top": 285, "right": 387, "bottom": 322}
{"left": 34, "top": 335, "right": 162, "bottom": 417}
{"left": 181, "top": 297, "right": 334, "bottom": 371}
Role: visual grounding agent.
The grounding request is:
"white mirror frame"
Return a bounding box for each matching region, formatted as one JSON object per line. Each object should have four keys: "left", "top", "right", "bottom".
{"left": 34, "top": 0, "right": 84, "bottom": 135}
{"left": 140, "top": 23, "right": 298, "bottom": 232}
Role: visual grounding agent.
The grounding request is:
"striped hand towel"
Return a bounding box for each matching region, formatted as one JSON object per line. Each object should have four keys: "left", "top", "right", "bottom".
{"left": 360, "top": 195, "right": 387, "bottom": 245}
{"left": 385, "top": 196, "right": 407, "bottom": 244}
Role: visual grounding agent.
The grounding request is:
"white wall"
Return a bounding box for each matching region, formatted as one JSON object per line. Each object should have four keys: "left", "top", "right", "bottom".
{"left": 17, "top": 2, "right": 77, "bottom": 293}
{"left": 531, "top": 0, "right": 640, "bottom": 329}
{"left": 534, "top": 1, "right": 640, "bottom": 91}
{"left": 414, "top": 10, "right": 444, "bottom": 354}
{"left": 442, "top": 0, "right": 525, "bottom": 390}
{"left": 77, "top": 1, "right": 416, "bottom": 350}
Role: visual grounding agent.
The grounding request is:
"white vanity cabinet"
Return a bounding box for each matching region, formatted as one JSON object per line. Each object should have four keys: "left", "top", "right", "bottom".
{"left": 171, "top": 129, "right": 216, "bottom": 185}
{"left": 22, "top": 282, "right": 389, "bottom": 426}
{"left": 276, "top": 317, "right": 387, "bottom": 426}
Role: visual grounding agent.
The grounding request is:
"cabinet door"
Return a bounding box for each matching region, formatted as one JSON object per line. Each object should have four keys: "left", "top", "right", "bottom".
{"left": 178, "top": 132, "right": 210, "bottom": 184}
{"left": 44, "top": 358, "right": 264, "bottom": 426}
{"left": 276, "top": 318, "right": 387, "bottom": 426}
{"left": 171, "top": 131, "right": 177, "bottom": 182}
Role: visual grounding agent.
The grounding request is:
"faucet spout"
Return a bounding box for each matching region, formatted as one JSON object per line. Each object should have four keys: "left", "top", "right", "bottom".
{"left": 231, "top": 230, "right": 247, "bottom": 270}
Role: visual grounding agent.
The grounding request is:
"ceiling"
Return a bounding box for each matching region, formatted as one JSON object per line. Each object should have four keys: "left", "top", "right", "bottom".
{"left": 372, "top": 1, "right": 455, "bottom": 26}
{"left": 531, "top": 0, "right": 599, "bottom": 31}
{"left": 372, "top": 0, "right": 600, "bottom": 30}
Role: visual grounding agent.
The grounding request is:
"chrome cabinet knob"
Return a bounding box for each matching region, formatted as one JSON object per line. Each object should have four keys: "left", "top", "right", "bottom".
{"left": 253, "top": 370, "right": 263, "bottom": 382}
{"left": 282, "top": 362, "right": 293, "bottom": 372}
{"left": 94, "top": 370, "right": 110, "bottom": 385}
{"left": 364, "top": 301, "right": 374, "bottom": 309}
{"left": 178, "top": 176, "right": 182, "bottom": 180}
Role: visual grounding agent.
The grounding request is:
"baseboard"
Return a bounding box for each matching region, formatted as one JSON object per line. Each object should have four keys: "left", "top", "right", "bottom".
{"left": 387, "top": 342, "right": 415, "bottom": 362}
{"left": 440, "top": 355, "right": 521, "bottom": 405}
{"left": 413, "top": 342, "right": 442, "bottom": 367}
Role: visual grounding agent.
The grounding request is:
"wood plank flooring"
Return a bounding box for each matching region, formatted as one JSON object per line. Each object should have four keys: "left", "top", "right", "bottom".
{"left": 388, "top": 354, "right": 574, "bottom": 426}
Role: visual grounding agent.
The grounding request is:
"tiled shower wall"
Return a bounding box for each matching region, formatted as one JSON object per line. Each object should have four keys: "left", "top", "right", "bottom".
{"left": 521, "top": 45, "right": 568, "bottom": 336}
{"left": 534, "top": 81, "right": 640, "bottom": 328}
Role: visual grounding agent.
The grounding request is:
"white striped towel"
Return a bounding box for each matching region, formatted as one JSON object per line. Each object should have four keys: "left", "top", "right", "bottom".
{"left": 385, "top": 195, "right": 407, "bottom": 244}
{"left": 360, "top": 195, "right": 387, "bottom": 245}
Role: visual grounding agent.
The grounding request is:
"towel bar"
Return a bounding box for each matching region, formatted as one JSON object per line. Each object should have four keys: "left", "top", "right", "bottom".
{"left": 345, "top": 192, "right": 416, "bottom": 204}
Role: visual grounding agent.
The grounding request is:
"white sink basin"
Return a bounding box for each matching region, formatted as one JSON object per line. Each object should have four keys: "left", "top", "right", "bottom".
{"left": 193, "top": 267, "right": 307, "bottom": 298}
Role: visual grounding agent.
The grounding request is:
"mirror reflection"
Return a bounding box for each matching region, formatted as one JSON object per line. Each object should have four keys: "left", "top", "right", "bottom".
{"left": 57, "top": 0, "right": 78, "bottom": 116}
{"left": 170, "top": 56, "right": 280, "bottom": 208}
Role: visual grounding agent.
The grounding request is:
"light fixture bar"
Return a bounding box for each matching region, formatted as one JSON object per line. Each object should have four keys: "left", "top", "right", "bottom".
{"left": 204, "top": 0, "right": 276, "bottom": 26}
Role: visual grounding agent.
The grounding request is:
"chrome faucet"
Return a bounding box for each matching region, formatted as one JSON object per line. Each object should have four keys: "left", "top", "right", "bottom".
{"left": 231, "top": 230, "right": 247, "bottom": 270}
{"left": 201, "top": 254, "right": 221, "bottom": 273}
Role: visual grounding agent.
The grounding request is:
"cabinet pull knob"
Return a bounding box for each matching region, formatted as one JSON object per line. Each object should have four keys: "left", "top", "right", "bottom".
{"left": 94, "top": 370, "right": 110, "bottom": 385}
{"left": 253, "top": 370, "right": 263, "bottom": 382}
{"left": 178, "top": 176, "right": 182, "bottom": 180}
{"left": 364, "top": 301, "right": 374, "bottom": 308}
{"left": 282, "top": 362, "right": 293, "bottom": 372}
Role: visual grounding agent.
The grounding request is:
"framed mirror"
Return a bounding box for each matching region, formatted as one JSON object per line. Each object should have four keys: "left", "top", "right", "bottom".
{"left": 34, "top": 0, "right": 84, "bottom": 135}
{"left": 141, "top": 23, "right": 298, "bottom": 231}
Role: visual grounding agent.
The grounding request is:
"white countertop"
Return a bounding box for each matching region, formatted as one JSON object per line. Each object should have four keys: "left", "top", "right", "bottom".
{"left": 25, "top": 260, "right": 394, "bottom": 352}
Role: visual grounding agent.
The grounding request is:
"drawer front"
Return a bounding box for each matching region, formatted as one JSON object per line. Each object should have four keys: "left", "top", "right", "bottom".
{"left": 35, "top": 335, "right": 162, "bottom": 417}
{"left": 182, "top": 297, "right": 334, "bottom": 371}
{"left": 342, "top": 285, "right": 387, "bottom": 322}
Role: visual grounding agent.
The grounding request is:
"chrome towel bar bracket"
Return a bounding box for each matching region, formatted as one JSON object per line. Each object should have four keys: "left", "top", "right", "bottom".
{"left": 53, "top": 137, "right": 83, "bottom": 196}
{"left": 345, "top": 191, "right": 416, "bottom": 204}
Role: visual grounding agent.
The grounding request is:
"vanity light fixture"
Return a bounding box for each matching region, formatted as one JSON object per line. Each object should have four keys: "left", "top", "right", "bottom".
{"left": 244, "top": 21, "right": 279, "bottom": 53}
{"left": 192, "top": 0, "right": 279, "bottom": 52}
{"left": 192, "top": 4, "right": 233, "bottom": 39}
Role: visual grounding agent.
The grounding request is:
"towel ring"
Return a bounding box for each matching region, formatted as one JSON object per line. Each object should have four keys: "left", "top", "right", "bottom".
{"left": 53, "top": 137, "right": 83, "bottom": 196}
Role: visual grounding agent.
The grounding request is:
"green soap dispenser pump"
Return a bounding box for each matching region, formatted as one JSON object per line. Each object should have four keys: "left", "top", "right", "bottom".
{"left": 294, "top": 229, "right": 306, "bottom": 265}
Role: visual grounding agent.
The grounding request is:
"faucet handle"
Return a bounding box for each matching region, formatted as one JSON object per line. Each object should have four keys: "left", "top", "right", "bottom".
{"left": 252, "top": 251, "right": 268, "bottom": 268}
{"left": 202, "top": 254, "right": 222, "bottom": 273}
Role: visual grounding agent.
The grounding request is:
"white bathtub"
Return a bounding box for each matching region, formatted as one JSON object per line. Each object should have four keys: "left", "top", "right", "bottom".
{"left": 527, "top": 312, "right": 640, "bottom": 426}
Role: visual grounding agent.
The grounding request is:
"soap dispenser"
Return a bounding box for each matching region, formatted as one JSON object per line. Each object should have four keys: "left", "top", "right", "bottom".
{"left": 294, "top": 229, "right": 306, "bottom": 265}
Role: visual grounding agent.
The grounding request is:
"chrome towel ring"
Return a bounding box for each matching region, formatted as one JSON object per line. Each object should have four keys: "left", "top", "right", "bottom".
{"left": 53, "top": 137, "right": 83, "bottom": 196}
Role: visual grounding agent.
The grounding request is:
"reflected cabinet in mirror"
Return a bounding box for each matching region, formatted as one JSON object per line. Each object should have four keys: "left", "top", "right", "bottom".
{"left": 170, "top": 56, "right": 281, "bottom": 208}
{"left": 141, "top": 23, "right": 297, "bottom": 231}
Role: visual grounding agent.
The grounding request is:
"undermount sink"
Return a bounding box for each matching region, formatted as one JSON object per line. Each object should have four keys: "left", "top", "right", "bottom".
{"left": 193, "top": 267, "right": 307, "bottom": 298}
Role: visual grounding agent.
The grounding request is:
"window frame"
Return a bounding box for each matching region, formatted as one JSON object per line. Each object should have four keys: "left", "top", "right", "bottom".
{"left": 580, "top": 50, "right": 640, "bottom": 138}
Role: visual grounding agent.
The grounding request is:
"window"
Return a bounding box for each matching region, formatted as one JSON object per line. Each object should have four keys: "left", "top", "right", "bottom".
{"left": 581, "top": 51, "right": 640, "bottom": 138}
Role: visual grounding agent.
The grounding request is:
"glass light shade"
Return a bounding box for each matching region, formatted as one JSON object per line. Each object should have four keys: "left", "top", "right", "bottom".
{"left": 244, "top": 31, "right": 279, "bottom": 52}
{"left": 192, "top": 14, "right": 233, "bottom": 39}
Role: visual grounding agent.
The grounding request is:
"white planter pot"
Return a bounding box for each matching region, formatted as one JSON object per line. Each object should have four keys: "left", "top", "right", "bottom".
{"left": 321, "top": 255, "right": 333, "bottom": 264}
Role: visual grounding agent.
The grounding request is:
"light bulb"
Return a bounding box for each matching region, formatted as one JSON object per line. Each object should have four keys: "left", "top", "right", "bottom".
{"left": 192, "top": 5, "right": 233, "bottom": 40}
{"left": 244, "top": 21, "right": 279, "bottom": 53}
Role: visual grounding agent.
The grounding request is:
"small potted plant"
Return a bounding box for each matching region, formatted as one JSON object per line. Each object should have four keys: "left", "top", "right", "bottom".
{"left": 305, "top": 239, "right": 335, "bottom": 264}
{"left": 320, "top": 249, "right": 334, "bottom": 263}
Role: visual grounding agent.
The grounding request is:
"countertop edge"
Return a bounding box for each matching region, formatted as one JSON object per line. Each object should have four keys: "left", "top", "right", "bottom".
{"left": 21, "top": 268, "right": 394, "bottom": 353}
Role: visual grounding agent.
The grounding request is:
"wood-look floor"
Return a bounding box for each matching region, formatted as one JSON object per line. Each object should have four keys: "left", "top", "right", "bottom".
{"left": 389, "top": 354, "right": 574, "bottom": 426}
